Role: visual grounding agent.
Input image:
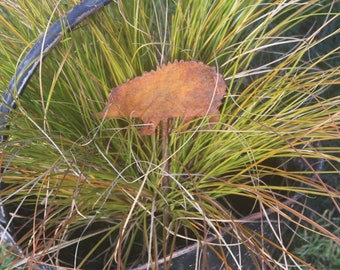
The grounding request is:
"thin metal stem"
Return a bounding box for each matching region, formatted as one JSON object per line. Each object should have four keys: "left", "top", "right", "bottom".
{"left": 0, "top": 0, "right": 112, "bottom": 142}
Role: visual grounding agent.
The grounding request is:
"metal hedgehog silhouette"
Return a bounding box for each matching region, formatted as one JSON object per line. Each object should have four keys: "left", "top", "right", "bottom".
{"left": 96, "top": 60, "right": 226, "bottom": 135}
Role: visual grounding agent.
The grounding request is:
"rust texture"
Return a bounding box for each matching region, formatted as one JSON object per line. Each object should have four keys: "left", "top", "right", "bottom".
{"left": 96, "top": 60, "right": 226, "bottom": 135}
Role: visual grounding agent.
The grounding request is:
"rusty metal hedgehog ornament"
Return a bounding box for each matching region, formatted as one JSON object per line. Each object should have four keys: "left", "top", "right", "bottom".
{"left": 96, "top": 60, "right": 226, "bottom": 135}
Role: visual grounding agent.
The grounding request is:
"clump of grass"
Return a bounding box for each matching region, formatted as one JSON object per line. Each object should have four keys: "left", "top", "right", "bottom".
{"left": 0, "top": 245, "right": 16, "bottom": 270}
{"left": 291, "top": 209, "right": 340, "bottom": 270}
{"left": 0, "top": 0, "right": 339, "bottom": 269}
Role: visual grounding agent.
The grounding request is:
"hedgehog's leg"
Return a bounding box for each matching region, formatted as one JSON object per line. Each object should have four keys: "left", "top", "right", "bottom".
{"left": 95, "top": 102, "right": 121, "bottom": 119}
{"left": 209, "top": 114, "right": 220, "bottom": 124}
{"left": 207, "top": 109, "right": 221, "bottom": 130}
{"left": 210, "top": 106, "right": 221, "bottom": 121}
{"left": 139, "top": 120, "right": 158, "bottom": 135}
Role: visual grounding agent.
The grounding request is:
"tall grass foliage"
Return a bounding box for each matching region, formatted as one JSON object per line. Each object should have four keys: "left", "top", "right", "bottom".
{"left": 0, "top": 0, "right": 339, "bottom": 269}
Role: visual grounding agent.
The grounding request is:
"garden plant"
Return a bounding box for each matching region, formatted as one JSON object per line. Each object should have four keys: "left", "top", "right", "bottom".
{"left": 0, "top": 0, "right": 339, "bottom": 269}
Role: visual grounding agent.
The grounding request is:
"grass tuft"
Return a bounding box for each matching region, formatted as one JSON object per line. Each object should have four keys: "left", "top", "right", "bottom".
{"left": 0, "top": 0, "right": 339, "bottom": 269}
